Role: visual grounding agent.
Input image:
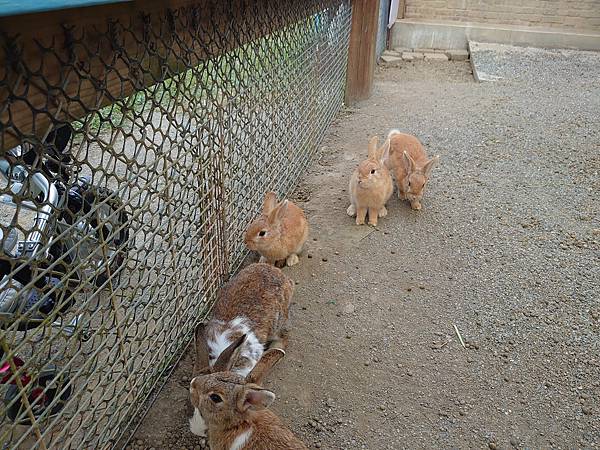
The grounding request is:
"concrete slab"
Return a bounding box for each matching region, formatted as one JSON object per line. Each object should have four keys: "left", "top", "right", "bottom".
{"left": 391, "top": 19, "right": 600, "bottom": 52}
{"left": 470, "top": 41, "right": 600, "bottom": 84}
{"left": 381, "top": 54, "right": 402, "bottom": 63}
{"left": 382, "top": 50, "right": 401, "bottom": 57}
{"left": 469, "top": 42, "right": 503, "bottom": 82}
{"left": 402, "top": 51, "right": 424, "bottom": 60}
{"left": 424, "top": 53, "right": 449, "bottom": 61}
{"left": 446, "top": 49, "right": 470, "bottom": 60}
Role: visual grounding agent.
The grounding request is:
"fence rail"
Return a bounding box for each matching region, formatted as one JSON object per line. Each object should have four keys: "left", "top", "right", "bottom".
{"left": 0, "top": 0, "right": 351, "bottom": 447}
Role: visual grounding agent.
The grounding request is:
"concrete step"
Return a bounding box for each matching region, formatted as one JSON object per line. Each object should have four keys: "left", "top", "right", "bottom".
{"left": 390, "top": 19, "right": 600, "bottom": 52}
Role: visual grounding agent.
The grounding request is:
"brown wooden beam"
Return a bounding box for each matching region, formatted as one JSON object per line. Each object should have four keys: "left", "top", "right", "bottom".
{"left": 0, "top": 0, "right": 326, "bottom": 151}
{"left": 344, "top": 0, "right": 379, "bottom": 105}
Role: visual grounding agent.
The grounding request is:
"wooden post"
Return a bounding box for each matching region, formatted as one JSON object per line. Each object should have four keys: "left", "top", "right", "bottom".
{"left": 345, "top": 0, "right": 380, "bottom": 105}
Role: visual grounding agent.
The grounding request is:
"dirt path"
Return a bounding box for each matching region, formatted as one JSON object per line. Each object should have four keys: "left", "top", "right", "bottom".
{"left": 132, "top": 55, "right": 600, "bottom": 450}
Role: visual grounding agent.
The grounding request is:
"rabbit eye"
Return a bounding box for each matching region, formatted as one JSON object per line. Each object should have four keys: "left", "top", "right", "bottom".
{"left": 370, "top": 169, "right": 375, "bottom": 174}
{"left": 209, "top": 393, "right": 223, "bottom": 403}
{"left": 258, "top": 230, "right": 266, "bottom": 237}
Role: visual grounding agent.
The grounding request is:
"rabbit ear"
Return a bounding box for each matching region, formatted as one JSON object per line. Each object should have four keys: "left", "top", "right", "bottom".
{"left": 268, "top": 199, "right": 289, "bottom": 224}
{"left": 423, "top": 155, "right": 439, "bottom": 177}
{"left": 245, "top": 348, "right": 285, "bottom": 384}
{"left": 375, "top": 139, "right": 391, "bottom": 164}
{"left": 262, "top": 191, "right": 278, "bottom": 215}
{"left": 193, "top": 323, "right": 210, "bottom": 375}
{"left": 367, "top": 136, "right": 379, "bottom": 159}
{"left": 238, "top": 387, "right": 276, "bottom": 412}
{"left": 213, "top": 334, "right": 246, "bottom": 372}
{"left": 403, "top": 151, "right": 416, "bottom": 173}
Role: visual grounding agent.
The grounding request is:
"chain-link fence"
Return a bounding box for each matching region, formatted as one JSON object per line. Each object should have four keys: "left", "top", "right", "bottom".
{"left": 0, "top": 0, "right": 351, "bottom": 447}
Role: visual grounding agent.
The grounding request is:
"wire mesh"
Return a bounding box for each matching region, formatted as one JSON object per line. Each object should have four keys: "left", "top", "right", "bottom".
{"left": 0, "top": 0, "right": 351, "bottom": 448}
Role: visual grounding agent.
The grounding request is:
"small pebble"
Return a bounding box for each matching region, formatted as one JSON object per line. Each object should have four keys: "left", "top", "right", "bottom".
{"left": 489, "top": 443, "right": 497, "bottom": 450}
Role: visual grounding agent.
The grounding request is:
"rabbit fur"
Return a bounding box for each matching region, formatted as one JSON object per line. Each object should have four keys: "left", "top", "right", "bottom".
{"left": 190, "top": 343, "right": 307, "bottom": 449}
{"left": 244, "top": 192, "right": 309, "bottom": 267}
{"left": 193, "top": 263, "right": 293, "bottom": 380}
{"left": 347, "top": 136, "right": 394, "bottom": 226}
{"left": 384, "top": 130, "right": 439, "bottom": 210}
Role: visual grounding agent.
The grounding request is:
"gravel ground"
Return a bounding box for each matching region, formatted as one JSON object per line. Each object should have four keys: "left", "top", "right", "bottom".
{"left": 131, "top": 49, "right": 600, "bottom": 449}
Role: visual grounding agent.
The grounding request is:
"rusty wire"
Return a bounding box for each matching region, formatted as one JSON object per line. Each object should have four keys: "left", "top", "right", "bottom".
{"left": 0, "top": 0, "right": 351, "bottom": 448}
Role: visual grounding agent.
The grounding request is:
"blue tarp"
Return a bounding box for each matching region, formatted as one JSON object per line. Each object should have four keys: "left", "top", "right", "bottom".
{"left": 0, "top": 0, "right": 131, "bottom": 17}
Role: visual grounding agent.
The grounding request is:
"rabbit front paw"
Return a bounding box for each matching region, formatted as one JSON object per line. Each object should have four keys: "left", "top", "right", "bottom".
{"left": 286, "top": 254, "right": 299, "bottom": 266}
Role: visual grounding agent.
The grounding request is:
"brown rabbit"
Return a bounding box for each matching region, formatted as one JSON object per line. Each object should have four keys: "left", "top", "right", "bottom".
{"left": 194, "top": 263, "right": 293, "bottom": 379}
{"left": 190, "top": 342, "right": 307, "bottom": 449}
{"left": 347, "top": 136, "right": 394, "bottom": 226}
{"left": 384, "top": 130, "right": 439, "bottom": 210}
{"left": 244, "top": 192, "right": 309, "bottom": 267}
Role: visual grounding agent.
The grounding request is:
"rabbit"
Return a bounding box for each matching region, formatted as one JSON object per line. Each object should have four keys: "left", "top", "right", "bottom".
{"left": 384, "top": 130, "right": 439, "bottom": 211}
{"left": 244, "top": 192, "right": 309, "bottom": 267}
{"left": 193, "top": 262, "right": 293, "bottom": 380}
{"left": 347, "top": 136, "right": 394, "bottom": 226}
{"left": 189, "top": 341, "right": 307, "bottom": 449}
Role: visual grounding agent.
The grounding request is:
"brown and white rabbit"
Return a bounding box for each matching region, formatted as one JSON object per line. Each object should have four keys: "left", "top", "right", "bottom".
{"left": 189, "top": 262, "right": 293, "bottom": 438}
{"left": 384, "top": 130, "right": 439, "bottom": 210}
{"left": 190, "top": 341, "right": 307, "bottom": 449}
{"left": 194, "top": 262, "right": 293, "bottom": 379}
{"left": 347, "top": 136, "right": 394, "bottom": 226}
{"left": 244, "top": 192, "right": 309, "bottom": 267}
